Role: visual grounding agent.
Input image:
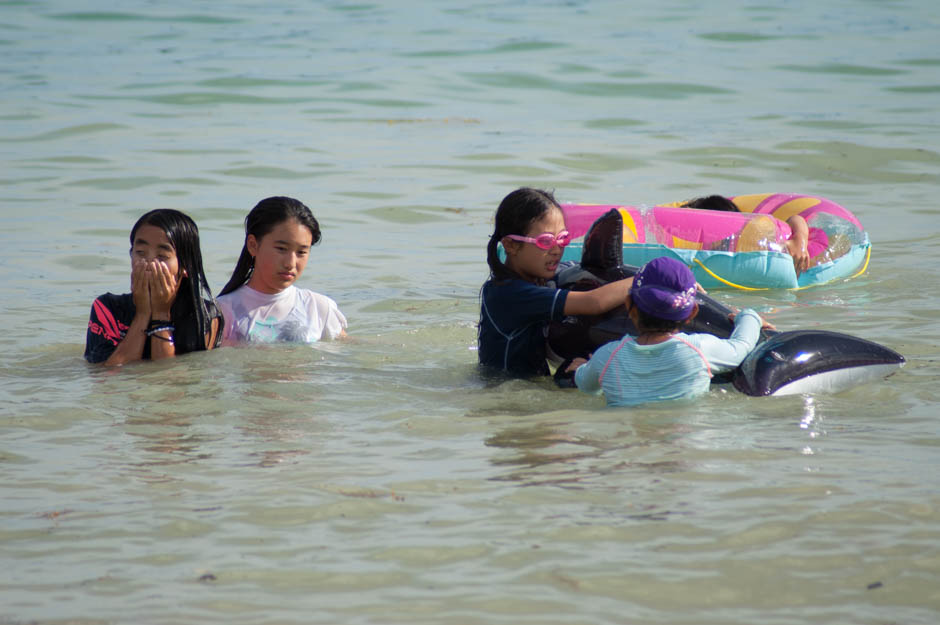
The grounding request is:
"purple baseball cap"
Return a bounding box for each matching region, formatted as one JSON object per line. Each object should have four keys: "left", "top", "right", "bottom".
{"left": 630, "top": 257, "right": 697, "bottom": 321}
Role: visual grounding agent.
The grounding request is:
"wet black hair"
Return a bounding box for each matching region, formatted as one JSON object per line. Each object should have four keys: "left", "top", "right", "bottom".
{"left": 630, "top": 303, "right": 686, "bottom": 333}
{"left": 682, "top": 195, "right": 739, "bottom": 212}
{"left": 130, "top": 209, "right": 221, "bottom": 352}
{"left": 218, "top": 196, "right": 321, "bottom": 297}
{"left": 485, "top": 187, "right": 562, "bottom": 281}
{"left": 627, "top": 293, "right": 697, "bottom": 333}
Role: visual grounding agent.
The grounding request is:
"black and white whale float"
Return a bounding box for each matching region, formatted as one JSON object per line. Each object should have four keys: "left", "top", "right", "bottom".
{"left": 548, "top": 209, "right": 905, "bottom": 396}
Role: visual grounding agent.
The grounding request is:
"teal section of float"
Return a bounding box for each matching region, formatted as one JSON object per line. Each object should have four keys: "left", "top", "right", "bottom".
{"left": 559, "top": 194, "right": 871, "bottom": 290}
{"left": 559, "top": 233, "right": 870, "bottom": 290}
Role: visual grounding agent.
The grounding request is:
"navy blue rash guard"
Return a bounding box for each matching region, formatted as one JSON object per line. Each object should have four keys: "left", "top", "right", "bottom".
{"left": 478, "top": 277, "right": 569, "bottom": 378}
{"left": 84, "top": 292, "right": 221, "bottom": 364}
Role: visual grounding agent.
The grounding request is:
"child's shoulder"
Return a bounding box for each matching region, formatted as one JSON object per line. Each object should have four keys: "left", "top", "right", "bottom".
{"left": 293, "top": 287, "right": 342, "bottom": 310}
{"left": 216, "top": 284, "right": 261, "bottom": 303}
{"left": 293, "top": 286, "right": 330, "bottom": 300}
{"left": 292, "top": 287, "right": 347, "bottom": 332}
{"left": 94, "top": 291, "right": 129, "bottom": 301}
{"left": 591, "top": 338, "right": 624, "bottom": 359}
{"left": 483, "top": 277, "right": 559, "bottom": 294}
{"left": 92, "top": 291, "right": 133, "bottom": 310}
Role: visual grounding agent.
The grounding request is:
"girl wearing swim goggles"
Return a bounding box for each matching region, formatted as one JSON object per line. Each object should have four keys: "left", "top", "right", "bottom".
{"left": 478, "top": 187, "right": 634, "bottom": 379}
{"left": 504, "top": 230, "right": 571, "bottom": 250}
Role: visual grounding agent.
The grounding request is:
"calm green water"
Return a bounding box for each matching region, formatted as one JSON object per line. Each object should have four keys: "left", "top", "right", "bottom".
{"left": 2, "top": 1, "right": 939, "bottom": 623}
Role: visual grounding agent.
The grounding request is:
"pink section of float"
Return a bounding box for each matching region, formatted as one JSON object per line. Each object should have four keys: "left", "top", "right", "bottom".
{"left": 562, "top": 193, "right": 857, "bottom": 257}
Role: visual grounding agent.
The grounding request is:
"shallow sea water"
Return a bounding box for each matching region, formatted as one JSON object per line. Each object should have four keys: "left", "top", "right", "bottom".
{"left": 2, "top": 1, "right": 939, "bottom": 623}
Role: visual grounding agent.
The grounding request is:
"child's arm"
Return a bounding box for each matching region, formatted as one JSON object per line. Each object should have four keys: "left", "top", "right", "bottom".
{"left": 100, "top": 310, "right": 150, "bottom": 366}
{"left": 215, "top": 297, "right": 237, "bottom": 347}
{"left": 102, "top": 261, "right": 154, "bottom": 366}
{"left": 563, "top": 277, "right": 633, "bottom": 316}
{"left": 206, "top": 316, "right": 221, "bottom": 349}
{"left": 785, "top": 215, "right": 811, "bottom": 276}
{"left": 147, "top": 260, "right": 180, "bottom": 361}
{"left": 571, "top": 352, "right": 606, "bottom": 395}
{"left": 692, "top": 308, "right": 762, "bottom": 372}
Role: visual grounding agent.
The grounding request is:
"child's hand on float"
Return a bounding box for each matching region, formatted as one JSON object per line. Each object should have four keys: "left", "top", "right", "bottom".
{"left": 758, "top": 317, "right": 776, "bottom": 331}
{"left": 148, "top": 260, "right": 181, "bottom": 319}
{"left": 784, "top": 215, "right": 812, "bottom": 276}
{"left": 729, "top": 310, "right": 776, "bottom": 331}
{"left": 786, "top": 238, "right": 811, "bottom": 276}
{"left": 566, "top": 357, "right": 588, "bottom": 372}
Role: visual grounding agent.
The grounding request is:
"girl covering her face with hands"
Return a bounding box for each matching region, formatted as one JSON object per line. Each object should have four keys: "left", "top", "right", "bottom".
{"left": 84, "top": 209, "right": 222, "bottom": 365}
{"left": 216, "top": 196, "right": 346, "bottom": 345}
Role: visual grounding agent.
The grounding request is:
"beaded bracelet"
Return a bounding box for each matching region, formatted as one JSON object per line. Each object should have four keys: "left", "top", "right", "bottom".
{"left": 146, "top": 320, "right": 175, "bottom": 343}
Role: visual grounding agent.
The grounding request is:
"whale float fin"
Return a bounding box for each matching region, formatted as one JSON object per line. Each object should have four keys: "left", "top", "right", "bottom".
{"left": 549, "top": 209, "right": 633, "bottom": 363}
{"left": 580, "top": 209, "right": 624, "bottom": 274}
{"left": 552, "top": 207, "right": 736, "bottom": 362}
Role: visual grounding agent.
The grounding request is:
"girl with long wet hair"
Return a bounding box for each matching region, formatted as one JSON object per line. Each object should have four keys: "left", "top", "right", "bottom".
{"left": 478, "top": 187, "right": 633, "bottom": 378}
{"left": 84, "top": 209, "right": 222, "bottom": 365}
{"left": 217, "top": 196, "right": 346, "bottom": 345}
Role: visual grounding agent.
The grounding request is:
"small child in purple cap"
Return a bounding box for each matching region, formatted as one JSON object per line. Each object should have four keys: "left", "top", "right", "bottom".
{"left": 568, "top": 256, "right": 764, "bottom": 406}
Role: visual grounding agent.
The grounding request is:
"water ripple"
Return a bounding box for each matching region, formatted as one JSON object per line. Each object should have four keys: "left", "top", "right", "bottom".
{"left": 0, "top": 123, "right": 126, "bottom": 142}
{"left": 49, "top": 12, "right": 241, "bottom": 24}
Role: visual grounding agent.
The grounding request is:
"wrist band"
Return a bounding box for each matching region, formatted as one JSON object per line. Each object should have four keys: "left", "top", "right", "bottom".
{"left": 148, "top": 332, "right": 174, "bottom": 344}
{"left": 146, "top": 320, "right": 175, "bottom": 343}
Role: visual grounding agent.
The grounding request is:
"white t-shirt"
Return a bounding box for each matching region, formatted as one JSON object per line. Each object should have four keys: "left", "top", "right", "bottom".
{"left": 217, "top": 285, "right": 347, "bottom": 346}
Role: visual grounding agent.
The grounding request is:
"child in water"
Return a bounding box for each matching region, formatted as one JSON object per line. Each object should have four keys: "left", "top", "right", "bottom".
{"left": 217, "top": 196, "right": 346, "bottom": 345}
{"left": 478, "top": 187, "right": 634, "bottom": 378}
{"left": 84, "top": 209, "right": 222, "bottom": 365}
{"left": 681, "top": 195, "right": 825, "bottom": 276}
{"left": 567, "top": 256, "right": 763, "bottom": 406}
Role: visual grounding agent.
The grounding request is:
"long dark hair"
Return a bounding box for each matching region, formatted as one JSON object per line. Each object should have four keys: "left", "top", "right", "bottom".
{"left": 218, "top": 196, "right": 321, "bottom": 297}
{"left": 130, "top": 209, "right": 221, "bottom": 352}
{"left": 682, "top": 195, "right": 739, "bottom": 212}
{"left": 485, "top": 187, "right": 562, "bottom": 281}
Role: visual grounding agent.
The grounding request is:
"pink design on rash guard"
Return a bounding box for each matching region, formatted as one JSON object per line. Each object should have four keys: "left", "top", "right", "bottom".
{"left": 91, "top": 298, "right": 126, "bottom": 346}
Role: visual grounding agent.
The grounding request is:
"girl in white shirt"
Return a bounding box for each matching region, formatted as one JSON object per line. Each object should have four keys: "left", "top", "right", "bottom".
{"left": 217, "top": 196, "right": 347, "bottom": 346}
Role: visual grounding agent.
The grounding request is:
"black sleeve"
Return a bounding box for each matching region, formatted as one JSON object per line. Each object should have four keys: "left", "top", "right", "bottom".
{"left": 84, "top": 294, "right": 133, "bottom": 363}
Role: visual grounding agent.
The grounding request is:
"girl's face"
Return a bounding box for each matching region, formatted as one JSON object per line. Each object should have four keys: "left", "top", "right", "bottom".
{"left": 131, "top": 224, "right": 180, "bottom": 276}
{"left": 503, "top": 208, "right": 566, "bottom": 282}
{"left": 246, "top": 218, "right": 313, "bottom": 294}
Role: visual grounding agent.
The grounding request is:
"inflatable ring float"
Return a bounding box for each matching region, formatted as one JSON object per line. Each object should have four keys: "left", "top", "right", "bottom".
{"left": 560, "top": 193, "right": 871, "bottom": 290}
{"left": 547, "top": 207, "right": 903, "bottom": 396}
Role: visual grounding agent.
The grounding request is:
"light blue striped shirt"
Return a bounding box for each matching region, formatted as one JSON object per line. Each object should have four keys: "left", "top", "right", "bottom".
{"left": 574, "top": 309, "right": 762, "bottom": 406}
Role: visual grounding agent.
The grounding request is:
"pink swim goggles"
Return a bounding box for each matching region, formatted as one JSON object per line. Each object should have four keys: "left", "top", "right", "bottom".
{"left": 505, "top": 230, "right": 571, "bottom": 250}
